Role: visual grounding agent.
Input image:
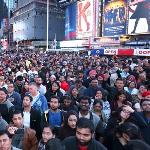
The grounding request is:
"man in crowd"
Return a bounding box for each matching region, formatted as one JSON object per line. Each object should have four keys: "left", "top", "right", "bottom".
{"left": 63, "top": 118, "right": 107, "bottom": 150}
{"left": 28, "top": 83, "right": 48, "bottom": 113}
{"left": 42, "top": 96, "right": 64, "bottom": 128}
{"left": 7, "top": 110, "right": 38, "bottom": 150}
{"left": 78, "top": 96, "right": 100, "bottom": 129}
{"left": 6, "top": 82, "right": 22, "bottom": 110}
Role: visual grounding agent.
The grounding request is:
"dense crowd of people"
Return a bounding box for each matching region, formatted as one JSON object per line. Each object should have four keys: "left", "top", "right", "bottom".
{"left": 0, "top": 50, "right": 149, "bottom": 150}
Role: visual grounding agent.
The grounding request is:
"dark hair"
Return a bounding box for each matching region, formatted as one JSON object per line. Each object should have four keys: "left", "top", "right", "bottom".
{"left": 63, "top": 95, "right": 71, "bottom": 101}
{"left": 0, "top": 130, "right": 11, "bottom": 138}
{"left": 115, "top": 91, "right": 127, "bottom": 100}
{"left": 116, "top": 78, "right": 125, "bottom": 83}
{"left": 49, "top": 95, "right": 60, "bottom": 103}
{"left": 51, "top": 81, "right": 60, "bottom": 89}
{"left": 76, "top": 118, "right": 94, "bottom": 134}
{"left": 0, "top": 88, "right": 7, "bottom": 94}
{"left": 42, "top": 123, "right": 55, "bottom": 135}
{"left": 93, "top": 99, "right": 103, "bottom": 107}
{"left": 117, "top": 122, "right": 141, "bottom": 140}
{"left": 78, "top": 96, "right": 91, "bottom": 104}
{"left": 12, "top": 110, "right": 23, "bottom": 118}
{"left": 23, "top": 94, "right": 33, "bottom": 102}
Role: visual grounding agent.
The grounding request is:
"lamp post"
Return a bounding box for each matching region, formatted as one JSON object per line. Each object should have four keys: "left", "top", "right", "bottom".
{"left": 46, "top": 0, "right": 49, "bottom": 51}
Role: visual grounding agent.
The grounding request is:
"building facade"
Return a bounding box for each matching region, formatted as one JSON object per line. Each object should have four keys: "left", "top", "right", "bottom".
{"left": 13, "top": 0, "right": 65, "bottom": 42}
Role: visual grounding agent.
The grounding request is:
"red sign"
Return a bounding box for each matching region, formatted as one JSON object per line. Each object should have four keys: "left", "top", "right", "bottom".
{"left": 118, "top": 49, "right": 134, "bottom": 56}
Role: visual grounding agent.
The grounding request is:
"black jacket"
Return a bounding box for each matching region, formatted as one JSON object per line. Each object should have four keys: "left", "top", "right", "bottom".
{"left": 63, "top": 136, "right": 107, "bottom": 150}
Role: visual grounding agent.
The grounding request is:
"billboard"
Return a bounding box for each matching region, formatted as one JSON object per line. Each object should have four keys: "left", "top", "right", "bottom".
{"left": 128, "top": 0, "right": 150, "bottom": 34}
{"left": 65, "top": 3, "right": 77, "bottom": 40}
{"left": 76, "top": 0, "right": 95, "bottom": 38}
{"left": 103, "top": 0, "right": 127, "bottom": 36}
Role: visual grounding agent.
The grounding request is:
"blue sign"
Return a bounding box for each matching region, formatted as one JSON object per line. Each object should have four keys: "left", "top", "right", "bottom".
{"left": 65, "top": 3, "right": 77, "bottom": 40}
{"left": 90, "top": 49, "right": 104, "bottom": 56}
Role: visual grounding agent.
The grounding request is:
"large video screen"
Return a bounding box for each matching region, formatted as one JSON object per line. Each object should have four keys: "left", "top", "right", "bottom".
{"left": 65, "top": 3, "right": 77, "bottom": 40}
{"left": 128, "top": 0, "right": 150, "bottom": 34}
{"left": 103, "top": 0, "right": 127, "bottom": 36}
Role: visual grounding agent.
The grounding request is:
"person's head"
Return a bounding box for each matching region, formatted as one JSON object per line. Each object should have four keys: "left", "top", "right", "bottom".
{"left": 116, "top": 122, "right": 141, "bottom": 144}
{"left": 89, "top": 70, "right": 97, "bottom": 79}
{"left": 79, "top": 96, "right": 91, "bottom": 112}
{"left": 24, "top": 81, "right": 29, "bottom": 90}
{"left": 22, "top": 94, "right": 33, "bottom": 108}
{"left": 140, "top": 99, "right": 150, "bottom": 113}
{"left": 95, "top": 90, "right": 103, "bottom": 100}
{"left": 28, "top": 83, "right": 38, "bottom": 96}
{"left": 35, "top": 77, "right": 43, "bottom": 86}
{"left": 42, "top": 124, "right": 55, "bottom": 143}
{"left": 7, "top": 82, "right": 15, "bottom": 93}
{"left": 142, "top": 91, "right": 150, "bottom": 100}
{"left": 116, "top": 91, "right": 127, "bottom": 102}
{"left": 0, "top": 88, "right": 7, "bottom": 102}
{"left": 71, "top": 87, "right": 78, "bottom": 96}
{"left": 63, "top": 95, "right": 72, "bottom": 108}
{"left": 16, "top": 76, "right": 23, "bottom": 85}
{"left": 65, "top": 111, "right": 78, "bottom": 129}
{"left": 123, "top": 65, "right": 129, "bottom": 72}
{"left": 48, "top": 96, "right": 60, "bottom": 111}
{"left": 11, "top": 110, "right": 23, "bottom": 128}
{"left": 90, "top": 79, "right": 98, "bottom": 88}
{"left": 139, "top": 85, "right": 147, "bottom": 94}
{"left": 128, "top": 81, "right": 136, "bottom": 89}
{"left": 76, "top": 118, "right": 94, "bottom": 146}
{"left": 115, "top": 78, "right": 125, "bottom": 90}
{"left": 75, "top": 80, "right": 83, "bottom": 88}
{"left": 50, "top": 75, "right": 56, "bottom": 83}
{"left": 51, "top": 81, "right": 60, "bottom": 92}
{"left": 120, "top": 106, "right": 132, "bottom": 120}
{"left": 93, "top": 99, "right": 103, "bottom": 112}
{"left": 0, "top": 130, "right": 11, "bottom": 150}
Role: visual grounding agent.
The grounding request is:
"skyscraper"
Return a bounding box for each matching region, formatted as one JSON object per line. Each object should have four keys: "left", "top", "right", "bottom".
{"left": 4, "top": 0, "right": 14, "bottom": 10}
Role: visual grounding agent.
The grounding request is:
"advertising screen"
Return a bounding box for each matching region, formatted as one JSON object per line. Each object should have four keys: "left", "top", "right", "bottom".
{"left": 128, "top": 0, "right": 150, "bottom": 34}
{"left": 103, "top": 0, "right": 127, "bottom": 36}
{"left": 76, "top": 0, "right": 95, "bottom": 38}
{"left": 65, "top": 3, "right": 77, "bottom": 40}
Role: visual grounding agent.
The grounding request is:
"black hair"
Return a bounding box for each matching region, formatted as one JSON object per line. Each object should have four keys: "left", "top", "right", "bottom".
{"left": 42, "top": 123, "right": 55, "bottom": 135}
{"left": 76, "top": 118, "right": 94, "bottom": 134}
{"left": 12, "top": 110, "right": 23, "bottom": 118}
{"left": 78, "top": 96, "right": 91, "bottom": 104}
{"left": 63, "top": 95, "right": 71, "bottom": 101}
{"left": 49, "top": 95, "right": 60, "bottom": 103}
{"left": 116, "top": 122, "right": 141, "bottom": 140}
{"left": 0, "top": 130, "right": 11, "bottom": 138}
{"left": 23, "top": 94, "right": 33, "bottom": 102}
{"left": 0, "top": 88, "right": 7, "bottom": 94}
{"left": 93, "top": 99, "right": 103, "bottom": 107}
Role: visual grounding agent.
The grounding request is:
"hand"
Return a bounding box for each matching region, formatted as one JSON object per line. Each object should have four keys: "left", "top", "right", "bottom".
{"left": 7, "top": 126, "right": 18, "bottom": 135}
{"left": 123, "top": 105, "right": 134, "bottom": 113}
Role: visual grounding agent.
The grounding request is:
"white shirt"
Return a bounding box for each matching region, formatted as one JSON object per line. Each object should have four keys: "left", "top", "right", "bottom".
{"left": 79, "top": 112, "right": 90, "bottom": 119}
{"left": 23, "top": 111, "right": 30, "bottom": 128}
{"left": 32, "top": 92, "right": 40, "bottom": 106}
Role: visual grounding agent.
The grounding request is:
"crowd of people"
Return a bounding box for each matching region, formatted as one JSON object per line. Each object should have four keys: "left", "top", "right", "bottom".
{"left": 0, "top": 50, "right": 149, "bottom": 150}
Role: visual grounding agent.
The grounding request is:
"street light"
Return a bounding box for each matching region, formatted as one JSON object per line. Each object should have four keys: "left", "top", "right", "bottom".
{"left": 46, "top": 0, "right": 49, "bottom": 51}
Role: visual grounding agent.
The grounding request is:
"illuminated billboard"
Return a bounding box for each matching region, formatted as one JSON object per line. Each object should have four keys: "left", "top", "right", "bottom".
{"left": 65, "top": 3, "right": 77, "bottom": 40}
{"left": 76, "top": 0, "right": 95, "bottom": 38}
{"left": 128, "top": 0, "right": 150, "bottom": 34}
{"left": 103, "top": 0, "right": 127, "bottom": 36}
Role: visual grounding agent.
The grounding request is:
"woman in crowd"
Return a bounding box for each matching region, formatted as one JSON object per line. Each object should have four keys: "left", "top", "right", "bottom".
{"left": 58, "top": 110, "right": 78, "bottom": 140}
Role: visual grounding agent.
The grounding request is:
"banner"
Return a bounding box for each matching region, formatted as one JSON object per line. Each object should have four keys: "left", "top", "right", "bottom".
{"left": 104, "top": 49, "right": 118, "bottom": 55}
{"left": 77, "top": 0, "right": 95, "bottom": 38}
{"left": 103, "top": 0, "right": 127, "bottom": 36}
{"left": 65, "top": 3, "right": 77, "bottom": 40}
{"left": 128, "top": 0, "right": 150, "bottom": 34}
{"left": 90, "top": 49, "right": 104, "bottom": 55}
{"left": 118, "top": 48, "right": 134, "bottom": 55}
{"left": 135, "top": 49, "right": 150, "bottom": 56}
